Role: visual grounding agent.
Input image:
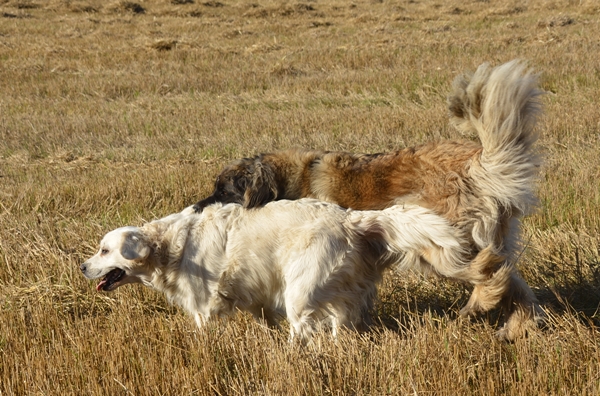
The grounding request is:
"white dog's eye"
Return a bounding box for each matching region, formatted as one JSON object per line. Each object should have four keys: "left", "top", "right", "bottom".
{"left": 101, "top": 249, "right": 109, "bottom": 255}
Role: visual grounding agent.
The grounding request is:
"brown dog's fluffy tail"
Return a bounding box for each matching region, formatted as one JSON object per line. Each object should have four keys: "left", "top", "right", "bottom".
{"left": 448, "top": 60, "right": 543, "bottom": 218}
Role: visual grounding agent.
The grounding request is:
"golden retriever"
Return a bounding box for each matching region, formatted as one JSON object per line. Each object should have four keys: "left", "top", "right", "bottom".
{"left": 80, "top": 199, "right": 494, "bottom": 343}
{"left": 192, "top": 60, "right": 545, "bottom": 339}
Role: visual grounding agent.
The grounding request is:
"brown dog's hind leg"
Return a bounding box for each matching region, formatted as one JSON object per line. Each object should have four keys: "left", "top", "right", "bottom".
{"left": 495, "top": 273, "right": 545, "bottom": 341}
{"left": 457, "top": 247, "right": 544, "bottom": 340}
{"left": 458, "top": 246, "right": 507, "bottom": 317}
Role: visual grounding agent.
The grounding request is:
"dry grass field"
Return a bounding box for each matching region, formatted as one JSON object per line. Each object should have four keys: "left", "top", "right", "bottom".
{"left": 1, "top": 0, "right": 600, "bottom": 394}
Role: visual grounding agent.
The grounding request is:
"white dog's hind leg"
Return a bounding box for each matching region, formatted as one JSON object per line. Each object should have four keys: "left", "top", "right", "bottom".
{"left": 330, "top": 316, "right": 339, "bottom": 339}
{"left": 284, "top": 293, "right": 316, "bottom": 345}
{"left": 282, "top": 229, "right": 350, "bottom": 344}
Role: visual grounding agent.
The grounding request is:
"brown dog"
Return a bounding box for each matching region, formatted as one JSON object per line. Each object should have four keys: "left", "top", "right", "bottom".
{"left": 193, "top": 60, "right": 545, "bottom": 340}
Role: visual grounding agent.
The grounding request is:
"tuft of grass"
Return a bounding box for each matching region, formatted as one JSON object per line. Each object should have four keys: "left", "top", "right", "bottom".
{"left": 108, "top": 0, "right": 145, "bottom": 14}
{"left": 149, "top": 39, "right": 178, "bottom": 51}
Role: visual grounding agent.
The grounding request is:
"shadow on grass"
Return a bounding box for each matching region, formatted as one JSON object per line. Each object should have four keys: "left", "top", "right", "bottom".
{"left": 372, "top": 260, "right": 600, "bottom": 337}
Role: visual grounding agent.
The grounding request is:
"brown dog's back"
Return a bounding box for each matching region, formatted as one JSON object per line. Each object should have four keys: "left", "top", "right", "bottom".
{"left": 309, "top": 140, "right": 481, "bottom": 215}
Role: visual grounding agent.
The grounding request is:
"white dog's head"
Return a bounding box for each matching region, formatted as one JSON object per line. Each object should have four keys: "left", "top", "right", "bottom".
{"left": 81, "top": 226, "right": 154, "bottom": 292}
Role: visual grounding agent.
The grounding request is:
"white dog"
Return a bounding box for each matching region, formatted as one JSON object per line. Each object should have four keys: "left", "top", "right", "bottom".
{"left": 82, "top": 199, "right": 490, "bottom": 342}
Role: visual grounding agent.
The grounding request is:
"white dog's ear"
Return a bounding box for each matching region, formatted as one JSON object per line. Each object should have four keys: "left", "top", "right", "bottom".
{"left": 121, "top": 230, "right": 151, "bottom": 261}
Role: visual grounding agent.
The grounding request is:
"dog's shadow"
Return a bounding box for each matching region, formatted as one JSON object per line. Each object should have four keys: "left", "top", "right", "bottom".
{"left": 534, "top": 279, "right": 600, "bottom": 328}
{"left": 528, "top": 239, "right": 600, "bottom": 328}
{"left": 372, "top": 265, "right": 600, "bottom": 336}
{"left": 372, "top": 273, "right": 480, "bottom": 335}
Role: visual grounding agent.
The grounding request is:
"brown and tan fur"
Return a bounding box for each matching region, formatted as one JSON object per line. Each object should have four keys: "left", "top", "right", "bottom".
{"left": 193, "top": 60, "right": 545, "bottom": 340}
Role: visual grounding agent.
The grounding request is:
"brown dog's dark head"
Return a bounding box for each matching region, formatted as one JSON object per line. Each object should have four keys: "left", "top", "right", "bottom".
{"left": 193, "top": 157, "right": 279, "bottom": 212}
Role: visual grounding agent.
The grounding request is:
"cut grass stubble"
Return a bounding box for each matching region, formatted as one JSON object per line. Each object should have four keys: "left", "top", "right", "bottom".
{"left": 1, "top": 0, "right": 600, "bottom": 394}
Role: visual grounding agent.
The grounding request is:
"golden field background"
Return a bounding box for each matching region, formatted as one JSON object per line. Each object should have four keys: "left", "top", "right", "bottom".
{"left": 1, "top": 0, "right": 600, "bottom": 394}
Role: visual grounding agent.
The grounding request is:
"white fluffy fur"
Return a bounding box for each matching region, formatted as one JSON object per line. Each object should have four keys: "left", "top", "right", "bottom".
{"left": 82, "top": 199, "right": 475, "bottom": 343}
{"left": 451, "top": 60, "right": 542, "bottom": 249}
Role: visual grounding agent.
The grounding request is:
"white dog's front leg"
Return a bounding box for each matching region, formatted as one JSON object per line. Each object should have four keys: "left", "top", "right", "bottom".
{"left": 194, "top": 312, "right": 208, "bottom": 329}
{"left": 330, "top": 316, "right": 339, "bottom": 339}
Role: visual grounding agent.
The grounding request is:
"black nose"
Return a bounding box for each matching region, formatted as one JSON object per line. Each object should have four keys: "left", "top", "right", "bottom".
{"left": 193, "top": 195, "right": 218, "bottom": 213}
{"left": 80, "top": 263, "right": 87, "bottom": 273}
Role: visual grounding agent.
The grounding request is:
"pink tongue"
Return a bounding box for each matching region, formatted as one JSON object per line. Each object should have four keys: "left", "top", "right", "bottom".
{"left": 96, "top": 279, "right": 107, "bottom": 291}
